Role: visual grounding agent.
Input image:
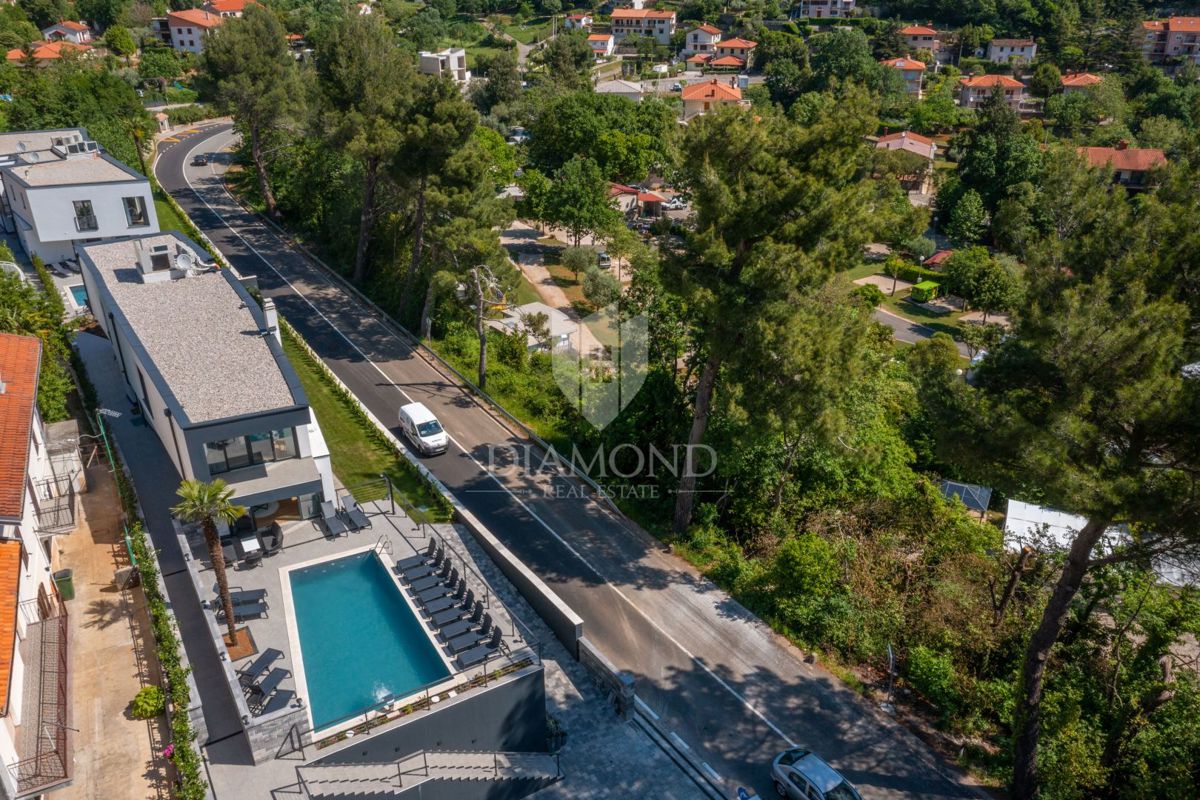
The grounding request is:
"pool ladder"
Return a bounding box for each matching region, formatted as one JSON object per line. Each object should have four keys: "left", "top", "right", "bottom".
{"left": 374, "top": 535, "right": 393, "bottom": 556}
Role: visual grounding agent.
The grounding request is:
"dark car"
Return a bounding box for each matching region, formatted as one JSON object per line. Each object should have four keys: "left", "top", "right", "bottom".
{"left": 771, "top": 749, "right": 863, "bottom": 800}
{"left": 191, "top": 153, "right": 209, "bottom": 167}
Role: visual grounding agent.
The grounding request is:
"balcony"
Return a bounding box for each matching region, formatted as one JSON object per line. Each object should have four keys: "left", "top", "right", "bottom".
{"left": 32, "top": 474, "right": 79, "bottom": 535}
{"left": 8, "top": 600, "right": 71, "bottom": 797}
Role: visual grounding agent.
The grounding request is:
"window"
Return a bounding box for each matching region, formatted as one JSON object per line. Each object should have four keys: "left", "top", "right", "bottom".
{"left": 204, "top": 428, "right": 297, "bottom": 474}
{"left": 73, "top": 199, "right": 97, "bottom": 232}
{"left": 124, "top": 196, "right": 149, "bottom": 227}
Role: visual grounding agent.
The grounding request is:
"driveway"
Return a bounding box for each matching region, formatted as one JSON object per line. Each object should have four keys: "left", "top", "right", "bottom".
{"left": 155, "top": 122, "right": 984, "bottom": 800}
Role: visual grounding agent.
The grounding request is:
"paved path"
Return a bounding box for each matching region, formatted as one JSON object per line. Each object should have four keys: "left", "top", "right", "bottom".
{"left": 155, "top": 122, "right": 983, "bottom": 800}
{"left": 873, "top": 307, "right": 970, "bottom": 357}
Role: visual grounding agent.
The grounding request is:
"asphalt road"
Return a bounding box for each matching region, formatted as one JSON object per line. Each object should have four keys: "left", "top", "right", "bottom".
{"left": 156, "top": 122, "right": 981, "bottom": 800}
{"left": 873, "top": 308, "right": 971, "bottom": 356}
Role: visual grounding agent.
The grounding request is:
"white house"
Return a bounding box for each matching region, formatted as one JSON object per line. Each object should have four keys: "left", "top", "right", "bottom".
{"left": 39, "top": 20, "right": 91, "bottom": 45}
{"left": 958, "top": 73, "right": 1025, "bottom": 110}
{"left": 796, "top": 0, "right": 855, "bottom": 18}
{"left": 564, "top": 12, "right": 593, "bottom": 30}
{"left": 899, "top": 24, "right": 939, "bottom": 54}
{"left": 881, "top": 56, "right": 925, "bottom": 98}
{"left": 684, "top": 24, "right": 721, "bottom": 55}
{"left": 681, "top": 78, "right": 746, "bottom": 120}
{"left": 203, "top": 0, "right": 251, "bottom": 17}
{"left": 0, "top": 140, "right": 159, "bottom": 265}
{"left": 0, "top": 333, "right": 78, "bottom": 798}
{"left": 596, "top": 79, "right": 644, "bottom": 101}
{"left": 419, "top": 47, "right": 470, "bottom": 84}
{"left": 167, "top": 8, "right": 223, "bottom": 55}
{"left": 610, "top": 8, "right": 676, "bottom": 45}
{"left": 587, "top": 33, "right": 615, "bottom": 58}
{"left": 987, "top": 37, "right": 1036, "bottom": 65}
{"left": 79, "top": 232, "right": 336, "bottom": 523}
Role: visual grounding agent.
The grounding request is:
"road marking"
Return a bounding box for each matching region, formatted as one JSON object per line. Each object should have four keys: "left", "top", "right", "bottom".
{"left": 162, "top": 136, "right": 179, "bottom": 143}
{"left": 634, "top": 695, "right": 659, "bottom": 721}
{"left": 171, "top": 125, "right": 800, "bottom": 759}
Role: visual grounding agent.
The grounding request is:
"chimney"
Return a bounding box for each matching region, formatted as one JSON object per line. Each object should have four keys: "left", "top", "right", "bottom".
{"left": 1116, "top": 139, "right": 1129, "bottom": 150}
{"left": 263, "top": 297, "right": 280, "bottom": 344}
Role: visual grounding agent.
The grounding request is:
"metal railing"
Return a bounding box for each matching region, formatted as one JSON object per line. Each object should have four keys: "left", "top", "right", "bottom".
{"left": 32, "top": 479, "right": 75, "bottom": 533}
{"left": 295, "top": 748, "right": 562, "bottom": 795}
{"left": 8, "top": 599, "right": 70, "bottom": 795}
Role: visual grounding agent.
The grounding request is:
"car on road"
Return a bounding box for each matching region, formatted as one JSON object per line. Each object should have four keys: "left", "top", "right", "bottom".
{"left": 770, "top": 749, "right": 862, "bottom": 800}
{"left": 191, "top": 153, "right": 209, "bottom": 167}
{"left": 671, "top": 82, "right": 683, "bottom": 92}
{"left": 398, "top": 401, "right": 449, "bottom": 456}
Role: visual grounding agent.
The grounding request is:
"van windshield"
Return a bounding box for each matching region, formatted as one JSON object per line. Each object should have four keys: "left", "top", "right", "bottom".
{"left": 417, "top": 420, "right": 443, "bottom": 437}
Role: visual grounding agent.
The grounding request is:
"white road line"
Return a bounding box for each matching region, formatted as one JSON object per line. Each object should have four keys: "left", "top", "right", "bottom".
{"left": 701, "top": 762, "right": 723, "bottom": 783}
{"left": 634, "top": 695, "right": 660, "bottom": 721}
{"left": 170, "top": 128, "right": 799, "bottom": 756}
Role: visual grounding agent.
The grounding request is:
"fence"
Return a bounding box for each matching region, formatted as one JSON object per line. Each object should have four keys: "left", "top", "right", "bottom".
{"left": 8, "top": 597, "right": 70, "bottom": 795}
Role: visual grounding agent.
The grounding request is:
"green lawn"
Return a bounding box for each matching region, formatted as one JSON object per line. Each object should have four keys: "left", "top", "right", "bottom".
{"left": 512, "top": 272, "right": 542, "bottom": 305}
{"left": 490, "top": 13, "right": 554, "bottom": 44}
{"left": 879, "top": 293, "right": 968, "bottom": 338}
{"left": 154, "top": 190, "right": 191, "bottom": 234}
{"left": 281, "top": 326, "right": 451, "bottom": 522}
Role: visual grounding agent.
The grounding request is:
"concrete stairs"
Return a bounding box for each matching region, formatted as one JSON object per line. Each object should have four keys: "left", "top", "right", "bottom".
{"left": 297, "top": 749, "right": 562, "bottom": 798}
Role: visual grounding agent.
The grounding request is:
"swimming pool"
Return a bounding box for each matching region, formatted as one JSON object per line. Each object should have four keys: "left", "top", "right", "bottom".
{"left": 68, "top": 284, "right": 87, "bottom": 307}
{"left": 288, "top": 551, "right": 450, "bottom": 731}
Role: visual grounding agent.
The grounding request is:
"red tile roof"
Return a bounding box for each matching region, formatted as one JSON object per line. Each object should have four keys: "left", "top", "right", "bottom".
{"left": 900, "top": 25, "right": 937, "bottom": 35}
{"left": 692, "top": 24, "right": 721, "bottom": 35}
{"left": 1169, "top": 16, "right": 1200, "bottom": 32}
{"left": 167, "top": 8, "right": 224, "bottom": 28}
{"left": 925, "top": 249, "right": 953, "bottom": 266}
{"left": 611, "top": 8, "right": 675, "bottom": 19}
{"left": 0, "top": 334, "right": 40, "bottom": 523}
{"left": 708, "top": 55, "right": 745, "bottom": 67}
{"left": 882, "top": 56, "right": 926, "bottom": 71}
{"left": 878, "top": 130, "right": 935, "bottom": 147}
{"left": 638, "top": 191, "right": 666, "bottom": 203}
{"left": 687, "top": 53, "right": 712, "bottom": 63}
{"left": 1061, "top": 72, "right": 1103, "bottom": 87}
{"left": 718, "top": 37, "right": 756, "bottom": 49}
{"left": 52, "top": 20, "right": 88, "bottom": 31}
{"left": 1143, "top": 20, "right": 1166, "bottom": 31}
{"left": 1080, "top": 145, "right": 1167, "bottom": 173}
{"left": 6, "top": 40, "right": 90, "bottom": 61}
{"left": 959, "top": 74, "right": 1024, "bottom": 88}
{"left": 681, "top": 78, "right": 742, "bottom": 102}
{"left": 609, "top": 182, "right": 639, "bottom": 197}
{"left": 205, "top": 0, "right": 248, "bottom": 12}
{"left": 0, "top": 540, "right": 22, "bottom": 717}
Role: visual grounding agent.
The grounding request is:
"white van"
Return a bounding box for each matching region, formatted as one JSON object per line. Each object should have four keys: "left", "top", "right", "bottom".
{"left": 398, "top": 402, "right": 449, "bottom": 456}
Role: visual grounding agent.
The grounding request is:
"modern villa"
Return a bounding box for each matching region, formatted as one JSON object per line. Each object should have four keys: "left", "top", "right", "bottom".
{"left": 78, "top": 232, "right": 334, "bottom": 525}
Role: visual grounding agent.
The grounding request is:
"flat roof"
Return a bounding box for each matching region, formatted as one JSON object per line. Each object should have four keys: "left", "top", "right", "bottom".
{"left": 80, "top": 233, "right": 302, "bottom": 425}
{"left": 0, "top": 128, "right": 87, "bottom": 159}
{"left": 7, "top": 151, "right": 142, "bottom": 187}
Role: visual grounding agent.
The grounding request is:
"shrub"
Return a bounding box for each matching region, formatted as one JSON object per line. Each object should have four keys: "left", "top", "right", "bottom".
{"left": 906, "top": 645, "right": 960, "bottom": 713}
{"left": 853, "top": 283, "right": 885, "bottom": 308}
{"left": 131, "top": 685, "right": 166, "bottom": 719}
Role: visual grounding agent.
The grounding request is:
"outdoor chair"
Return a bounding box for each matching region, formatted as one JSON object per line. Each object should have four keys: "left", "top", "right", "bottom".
{"left": 262, "top": 523, "right": 284, "bottom": 556}
{"left": 340, "top": 495, "right": 372, "bottom": 530}
{"left": 417, "top": 573, "right": 460, "bottom": 606}
{"left": 425, "top": 586, "right": 470, "bottom": 617}
{"left": 321, "top": 501, "right": 349, "bottom": 538}
{"left": 240, "top": 551, "right": 263, "bottom": 569}
{"left": 248, "top": 667, "right": 289, "bottom": 708}
{"left": 401, "top": 548, "right": 445, "bottom": 581}
{"left": 261, "top": 689, "right": 295, "bottom": 715}
{"left": 456, "top": 628, "right": 505, "bottom": 669}
{"left": 437, "top": 602, "right": 483, "bottom": 639}
{"left": 447, "top": 615, "right": 494, "bottom": 654}
{"left": 394, "top": 540, "right": 438, "bottom": 572}
{"left": 408, "top": 560, "right": 452, "bottom": 592}
{"left": 216, "top": 599, "right": 268, "bottom": 622}
{"left": 229, "top": 588, "right": 268, "bottom": 607}
{"left": 236, "top": 648, "right": 283, "bottom": 689}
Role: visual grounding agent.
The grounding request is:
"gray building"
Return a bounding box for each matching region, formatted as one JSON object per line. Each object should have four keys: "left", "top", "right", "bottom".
{"left": 78, "top": 231, "right": 334, "bottom": 524}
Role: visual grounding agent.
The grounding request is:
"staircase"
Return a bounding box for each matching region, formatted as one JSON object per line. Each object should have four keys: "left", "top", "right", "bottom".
{"left": 296, "top": 749, "right": 562, "bottom": 798}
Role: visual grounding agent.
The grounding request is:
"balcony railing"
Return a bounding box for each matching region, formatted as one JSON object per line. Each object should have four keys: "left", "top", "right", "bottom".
{"left": 8, "top": 599, "right": 70, "bottom": 796}
{"left": 33, "top": 475, "right": 77, "bottom": 534}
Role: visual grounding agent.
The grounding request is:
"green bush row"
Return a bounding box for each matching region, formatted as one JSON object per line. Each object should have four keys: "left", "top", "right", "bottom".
{"left": 166, "top": 105, "right": 212, "bottom": 127}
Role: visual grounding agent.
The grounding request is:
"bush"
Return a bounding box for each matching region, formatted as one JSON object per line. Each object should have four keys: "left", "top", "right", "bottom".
{"left": 906, "top": 646, "right": 960, "bottom": 713}
{"left": 131, "top": 685, "right": 166, "bottom": 719}
{"left": 167, "top": 105, "right": 213, "bottom": 127}
{"left": 853, "top": 283, "right": 885, "bottom": 308}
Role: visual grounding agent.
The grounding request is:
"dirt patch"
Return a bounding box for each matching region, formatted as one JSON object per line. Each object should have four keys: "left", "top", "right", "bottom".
{"left": 224, "top": 626, "right": 257, "bottom": 660}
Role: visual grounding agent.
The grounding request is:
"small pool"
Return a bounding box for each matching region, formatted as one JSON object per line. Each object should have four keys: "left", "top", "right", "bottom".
{"left": 289, "top": 551, "right": 450, "bottom": 731}
{"left": 68, "top": 284, "right": 87, "bottom": 307}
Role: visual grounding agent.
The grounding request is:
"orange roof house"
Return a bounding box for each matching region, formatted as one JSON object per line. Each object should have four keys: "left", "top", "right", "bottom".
{"left": 958, "top": 73, "right": 1026, "bottom": 109}
{"left": 681, "top": 78, "right": 745, "bottom": 119}
{"left": 1079, "top": 143, "right": 1166, "bottom": 187}
{"left": 0, "top": 334, "right": 41, "bottom": 524}
{"left": 899, "top": 25, "right": 937, "bottom": 35}
{"left": 167, "top": 8, "right": 224, "bottom": 28}
{"left": 1060, "top": 72, "right": 1103, "bottom": 89}
{"left": 5, "top": 40, "right": 91, "bottom": 63}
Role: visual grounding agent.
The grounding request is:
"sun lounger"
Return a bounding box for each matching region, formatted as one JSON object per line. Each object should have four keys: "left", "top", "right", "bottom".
{"left": 417, "top": 575, "right": 459, "bottom": 606}
{"left": 408, "top": 561, "right": 451, "bottom": 592}
{"left": 249, "top": 667, "right": 289, "bottom": 707}
{"left": 456, "top": 628, "right": 504, "bottom": 669}
{"left": 216, "top": 600, "right": 268, "bottom": 621}
{"left": 401, "top": 557, "right": 442, "bottom": 581}
{"left": 394, "top": 540, "right": 438, "bottom": 572}
{"left": 447, "top": 616, "right": 493, "bottom": 654}
{"left": 426, "top": 588, "right": 472, "bottom": 618}
{"left": 236, "top": 648, "right": 282, "bottom": 688}
{"left": 321, "top": 501, "right": 349, "bottom": 537}
{"left": 262, "top": 688, "right": 295, "bottom": 715}
{"left": 225, "top": 588, "right": 268, "bottom": 607}
{"left": 340, "top": 495, "right": 371, "bottom": 530}
{"left": 438, "top": 604, "right": 483, "bottom": 639}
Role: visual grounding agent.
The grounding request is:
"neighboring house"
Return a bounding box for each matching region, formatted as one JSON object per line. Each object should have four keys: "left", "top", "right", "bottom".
{"left": 0, "top": 333, "right": 77, "bottom": 798}
{"left": 925, "top": 249, "right": 953, "bottom": 267}
{"left": 713, "top": 37, "right": 756, "bottom": 69}
{"left": 795, "top": 0, "right": 856, "bottom": 19}
{"left": 958, "top": 73, "right": 1025, "bottom": 109}
{"left": 939, "top": 479, "right": 992, "bottom": 520}
{"left": 1142, "top": 17, "right": 1200, "bottom": 64}
{"left": 875, "top": 131, "right": 937, "bottom": 194}
{"left": 488, "top": 302, "right": 577, "bottom": 351}
{"left": 418, "top": 47, "right": 470, "bottom": 84}
{"left": 79, "top": 231, "right": 336, "bottom": 519}
{"left": 1060, "top": 72, "right": 1103, "bottom": 92}
{"left": 610, "top": 8, "right": 676, "bottom": 45}
{"left": 881, "top": 56, "right": 925, "bottom": 98}
{"left": 167, "top": 8, "right": 223, "bottom": 54}
{"left": 587, "top": 33, "right": 615, "bottom": 58}
{"left": 681, "top": 78, "right": 745, "bottom": 119}
{"left": 40, "top": 20, "right": 91, "bottom": 44}
{"left": 609, "top": 182, "right": 640, "bottom": 218}
{"left": 684, "top": 24, "right": 721, "bottom": 55}
{"left": 0, "top": 139, "right": 159, "bottom": 264}
{"left": 5, "top": 40, "right": 91, "bottom": 64}
{"left": 899, "top": 24, "right": 938, "bottom": 54}
{"left": 1079, "top": 143, "right": 1167, "bottom": 188}
{"left": 564, "top": 12, "right": 593, "bottom": 30}
{"left": 638, "top": 189, "right": 666, "bottom": 217}
{"left": 987, "top": 37, "right": 1036, "bottom": 65}
{"left": 203, "top": 0, "right": 251, "bottom": 17}
{"left": 595, "top": 79, "right": 643, "bottom": 101}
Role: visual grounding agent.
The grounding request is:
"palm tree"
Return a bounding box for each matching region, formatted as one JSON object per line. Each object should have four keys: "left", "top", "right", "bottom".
{"left": 172, "top": 479, "right": 247, "bottom": 644}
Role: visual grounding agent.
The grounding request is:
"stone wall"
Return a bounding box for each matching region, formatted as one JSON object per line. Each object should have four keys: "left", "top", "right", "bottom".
{"left": 245, "top": 702, "right": 309, "bottom": 764}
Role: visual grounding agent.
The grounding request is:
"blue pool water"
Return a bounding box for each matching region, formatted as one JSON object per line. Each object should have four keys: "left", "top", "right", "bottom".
{"left": 68, "top": 284, "right": 87, "bottom": 307}
{"left": 289, "top": 552, "right": 449, "bottom": 731}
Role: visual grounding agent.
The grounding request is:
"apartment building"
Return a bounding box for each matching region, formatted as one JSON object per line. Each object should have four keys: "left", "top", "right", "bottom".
{"left": 79, "top": 232, "right": 335, "bottom": 523}
{"left": 167, "top": 8, "right": 223, "bottom": 54}
{"left": 0, "top": 333, "right": 75, "bottom": 798}
{"left": 0, "top": 137, "right": 158, "bottom": 265}
{"left": 418, "top": 47, "right": 470, "bottom": 84}
{"left": 610, "top": 9, "right": 676, "bottom": 45}
{"left": 1142, "top": 17, "right": 1200, "bottom": 64}
{"left": 795, "top": 0, "right": 855, "bottom": 18}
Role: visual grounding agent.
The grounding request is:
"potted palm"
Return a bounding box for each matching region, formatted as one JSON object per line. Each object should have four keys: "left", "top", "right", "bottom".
{"left": 172, "top": 479, "right": 247, "bottom": 645}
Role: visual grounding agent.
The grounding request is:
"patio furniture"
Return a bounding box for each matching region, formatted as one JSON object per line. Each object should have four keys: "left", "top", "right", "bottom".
{"left": 401, "top": 549, "right": 445, "bottom": 581}
{"left": 417, "top": 573, "right": 461, "bottom": 606}
{"left": 394, "top": 540, "right": 438, "bottom": 572}
{"left": 340, "top": 495, "right": 371, "bottom": 530}
{"left": 321, "top": 501, "right": 349, "bottom": 537}
{"left": 261, "top": 523, "right": 284, "bottom": 556}
{"left": 220, "top": 543, "right": 236, "bottom": 565}
{"left": 261, "top": 689, "right": 295, "bottom": 715}
{"left": 425, "top": 585, "right": 469, "bottom": 616}
{"left": 437, "top": 602, "right": 483, "bottom": 639}
{"left": 409, "top": 562, "right": 452, "bottom": 593}
{"left": 236, "top": 648, "right": 283, "bottom": 689}
{"left": 447, "top": 615, "right": 493, "bottom": 654}
{"left": 248, "top": 667, "right": 289, "bottom": 708}
{"left": 240, "top": 550, "right": 263, "bottom": 569}
{"left": 456, "top": 628, "right": 504, "bottom": 669}
{"left": 229, "top": 588, "right": 268, "bottom": 607}
{"left": 216, "top": 600, "right": 268, "bottom": 622}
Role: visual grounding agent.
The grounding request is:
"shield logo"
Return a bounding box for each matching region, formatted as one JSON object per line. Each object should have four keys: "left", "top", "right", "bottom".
{"left": 551, "top": 304, "right": 648, "bottom": 430}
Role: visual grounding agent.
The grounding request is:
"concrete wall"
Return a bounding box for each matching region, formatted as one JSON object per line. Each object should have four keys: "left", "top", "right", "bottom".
{"left": 578, "top": 637, "right": 634, "bottom": 719}
{"left": 315, "top": 666, "right": 548, "bottom": 766}
{"left": 394, "top": 776, "right": 556, "bottom": 800}
{"left": 245, "top": 702, "right": 309, "bottom": 763}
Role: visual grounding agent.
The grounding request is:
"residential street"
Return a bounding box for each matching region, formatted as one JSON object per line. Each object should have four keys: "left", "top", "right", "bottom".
{"left": 156, "top": 122, "right": 982, "bottom": 800}
{"left": 873, "top": 307, "right": 971, "bottom": 356}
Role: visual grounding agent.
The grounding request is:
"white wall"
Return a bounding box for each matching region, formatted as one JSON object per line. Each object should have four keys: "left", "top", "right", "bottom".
{"left": 170, "top": 25, "right": 207, "bottom": 54}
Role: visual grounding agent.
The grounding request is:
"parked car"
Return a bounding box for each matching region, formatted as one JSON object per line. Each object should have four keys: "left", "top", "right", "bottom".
{"left": 664, "top": 196, "right": 687, "bottom": 210}
{"left": 191, "top": 153, "right": 209, "bottom": 167}
{"left": 671, "top": 82, "right": 683, "bottom": 92}
{"left": 398, "top": 402, "right": 449, "bottom": 456}
{"left": 770, "top": 749, "right": 862, "bottom": 800}
{"left": 597, "top": 251, "right": 612, "bottom": 267}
